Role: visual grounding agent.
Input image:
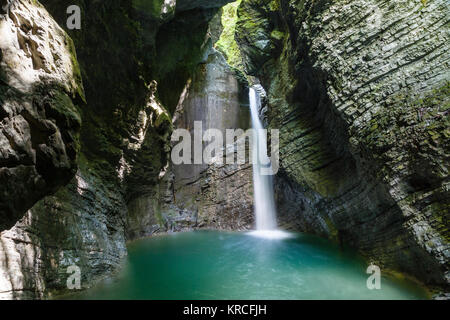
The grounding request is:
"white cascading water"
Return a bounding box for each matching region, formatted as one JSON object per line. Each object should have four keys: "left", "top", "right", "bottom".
{"left": 248, "top": 87, "right": 291, "bottom": 239}
{"left": 249, "top": 87, "right": 277, "bottom": 230}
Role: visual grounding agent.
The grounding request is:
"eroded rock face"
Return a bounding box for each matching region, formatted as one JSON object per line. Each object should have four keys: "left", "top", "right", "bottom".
{"left": 127, "top": 147, "right": 253, "bottom": 238}
{"left": 169, "top": 48, "right": 251, "bottom": 232}
{"left": 172, "top": 48, "right": 250, "bottom": 186}
{"left": 176, "top": 0, "right": 234, "bottom": 12}
{"left": 0, "top": 167, "right": 127, "bottom": 299}
{"left": 236, "top": 0, "right": 449, "bottom": 290}
{"left": 127, "top": 48, "right": 253, "bottom": 237}
{"left": 0, "top": 82, "right": 172, "bottom": 299}
{"left": 1, "top": 0, "right": 242, "bottom": 299}
{"left": 0, "top": 0, "right": 83, "bottom": 231}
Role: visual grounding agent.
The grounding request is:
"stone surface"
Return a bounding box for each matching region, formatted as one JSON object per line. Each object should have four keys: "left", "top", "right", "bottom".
{"left": 127, "top": 146, "right": 253, "bottom": 238}
{"left": 0, "top": 0, "right": 235, "bottom": 298}
{"left": 176, "top": 0, "right": 234, "bottom": 12}
{"left": 236, "top": 0, "right": 449, "bottom": 291}
{"left": 169, "top": 48, "right": 251, "bottom": 232}
{"left": 172, "top": 47, "right": 250, "bottom": 183}
{"left": 127, "top": 48, "right": 253, "bottom": 237}
{"left": 0, "top": 0, "right": 83, "bottom": 231}
{"left": 1, "top": 0, "right": 448, "bottom": 300}
{"left": 0, "top": 166, "right": 127, "bottom": 299}
{"left": 214, "top": 0, "right": 245, "bottom": 71}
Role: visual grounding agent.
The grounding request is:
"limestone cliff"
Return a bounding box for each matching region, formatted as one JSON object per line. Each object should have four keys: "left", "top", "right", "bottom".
{"left": 127, "top": 47, "right": 253, "bottom": 237}
{"left": 236, "top": 0, "right": 449, "bottom": 291}
{"left": 0, "top": 0, "right": 448, "bottom": 299}
{"left": 0, "top": 0, "right": 83, "bottom": 232}
{"left": 0, "top": 0, "right": 236, "bottom": 298}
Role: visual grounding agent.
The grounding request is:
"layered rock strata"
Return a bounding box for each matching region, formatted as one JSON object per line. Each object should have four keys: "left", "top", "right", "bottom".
{"left": 236, "top": 0, "right": 449, "bottom": 291}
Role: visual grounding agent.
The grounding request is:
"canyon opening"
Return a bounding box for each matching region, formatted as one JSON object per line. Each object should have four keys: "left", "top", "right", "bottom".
{"left": 0, "top": 0, "right": 448, "bottom": 309}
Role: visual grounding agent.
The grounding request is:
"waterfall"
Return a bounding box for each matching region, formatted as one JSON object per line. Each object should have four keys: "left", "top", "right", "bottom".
{"left": 249, "top": 87, "right": 278, "bottom": 231}
{"left": 248, "top": 88, "right": 293, "bottom": 240}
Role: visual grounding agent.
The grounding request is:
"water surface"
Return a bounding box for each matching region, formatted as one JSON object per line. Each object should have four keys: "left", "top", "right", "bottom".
{"left": 76, "top": 231, "right": 428, "bottom": 300}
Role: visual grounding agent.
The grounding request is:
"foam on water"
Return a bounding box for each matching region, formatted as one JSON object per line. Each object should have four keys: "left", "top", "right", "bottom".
{"left": 247, "top": 229, "right": 294, "bottom": 240}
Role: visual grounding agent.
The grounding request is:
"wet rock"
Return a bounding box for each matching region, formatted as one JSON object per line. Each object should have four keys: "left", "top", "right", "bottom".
{"left": 0, "top": 0, "right": 83, "bottom": 231}
{"left": 176, "top": 0, "right": 234, "bottom": 12}
{"left": 127, "top": 49, "right": 253, "bottom": 237}
{"left": 235, "top": 0, "right": 278, "bottom": 75}
{"left": 236, "top": 0, "right": 449, "bottom": 291}
{"left": 0, "top": 167, "right": 127, "bottom": 299}
{"left": 170, "top": 48, "right": 252, "bottom": 231}
{"left": 1, "top": 0, "right": 232, "bottom": 298}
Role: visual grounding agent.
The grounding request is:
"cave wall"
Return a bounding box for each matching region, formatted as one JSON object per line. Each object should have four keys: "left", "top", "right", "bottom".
{"left": 168, "top": 47, "right": 253, "bottom": 232}
{"left": 236, "top": 0, "right": 449, "bottom": 291}
{"left": 0, "top": 0, "right": 84, "bottom": 298}
{"left": 0, "top": 0, "right": 83, "bottom": 232}
{"left": 127, "top": 5, "right": 254, "bottom": 238}
{"left": 0, "top": 0, "right": 236, "bottom": 298}
{"left": 127, "top": 43, "right": 253, "bottom": 238}
{"left": 0, "top": 164, "right": 128, "bottom": 299}
{"left": 171, "top": 47, "right": 250, "bottom": 187}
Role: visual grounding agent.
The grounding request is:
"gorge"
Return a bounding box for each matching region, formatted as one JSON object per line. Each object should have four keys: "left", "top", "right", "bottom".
{"left": 0, "top": 0, "right": 448, "bottom": 300}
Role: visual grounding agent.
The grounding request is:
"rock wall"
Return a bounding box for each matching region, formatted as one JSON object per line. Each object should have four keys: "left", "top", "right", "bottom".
{"left": 127, "top": 144, "right": 254, "bottom": 237}
{"left": 127, "top": 47, "right": 253, "bottom": 238}
{"left": 167, "top": 46, "right": 252, "bottom": 232}
{"left": 0, "top": 0, "right": 83, "bottom": 231}
{"left": 0, "top": 164, "right": 127, "bottom": 299}
{"left": 0, "top": 0, "right": 236, "bottom": 298}
{"left": 1, "top": 0, "right": 447, "bottom": 299}
{"left": 171, "top": 48, "right": 249, "bottom": 192}
{"left": 236, "top": 0, "right": 449, "bottom": 291}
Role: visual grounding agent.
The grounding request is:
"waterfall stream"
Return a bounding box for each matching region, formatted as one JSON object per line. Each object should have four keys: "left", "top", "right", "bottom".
{"left": 249, "top": 87, "right": 277, "bottom": 230}
{"left": 249, "top": 88, "right": 290, "bottom": 239}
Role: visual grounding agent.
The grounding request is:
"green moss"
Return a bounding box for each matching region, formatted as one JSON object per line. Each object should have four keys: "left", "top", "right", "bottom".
{"left": 234, "top": 0, "right": 283, "bottom": 75}
{"left": 132, "top": 0, "right": 163, "bottom": 19}
{"left": 64, "top": 33, "right": 85, "bottom": 104}
{"left": 47, "top": 88, "right": 82, "bottom": 128}
{"left": 269, "top": 0, "right": 280, "bottom": 11}
{"left": 215, "top": 0, "right": 245, "bottom": 72}
{"left": 357, "top": 81, "right": 449, "bottom": 202}
{"left": 429, "top": 201, "right": 450, "bottom": 242}
{"left": 270, "top": 30, "right": 285, "bottom": 41}
{"left": 154, "top": 110, "right": 171, "bottom": 128}
{"left": 322, "top": 216, "right": 339, "bottom": 241}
